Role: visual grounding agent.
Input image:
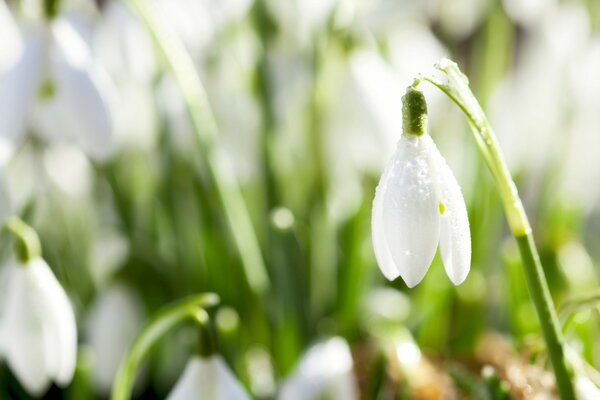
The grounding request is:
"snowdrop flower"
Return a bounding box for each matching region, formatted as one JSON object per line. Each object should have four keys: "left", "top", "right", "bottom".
{"left": 0, "top": 5, "right": 114, "bottom": 161}
{"left": 85, "top": 284, "right": 144, "bottom": 395}
{"left": 575, "top": 376, "right": 600, "bottom": 400}
{"left": 0, "top": 1, "right": 22, "bottom": 74}
{"left": 166, "top": 355, "right": 251, "bottom": 400}
{"left": 265, "top": 0, "right": 339, "bottom": 45}
{"left": 278, "top": 337, "right": 358, "bottom": 400}
{"left": 430, "top": 0, "right": 492, "bottom": 40}
{"left": 93, "top": 2, "right": 158, "bottom": 151}
{"left": 0, "top": 257, "right": 77, "bottom": 396}
{"left": 372, "top": 88, "right": 471, "bottom": 287}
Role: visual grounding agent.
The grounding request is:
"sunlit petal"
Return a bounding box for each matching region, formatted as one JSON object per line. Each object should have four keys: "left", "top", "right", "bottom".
{"left": 378, "top": 134, "right": 440, "bottom": 288}
{"left": 0, "top": 26, "right": 46, "bottom": 161}
{"left": 372, "top": 158, "right": 401, "bottom": 281}
{"left": 0, "top": 1, "right": 23, "bottom": 73}
{"left": 432, "top": 145, "right": 471, "bottom": 285}
{"left": 0, "top": 262, "right": 52, "bottom": 396}
{"left": 49, "top": 19, "right": 114, "bottom": 159}
{"left": 28, "top": 258, "right": 77, "bottom": 386}
{"left": 167, "top": 356, "right": 250, "bottom": 400}
{"left": 86, "top": 284, "right": 144, "bottom": 395}
{"left": 278, "top": 337, "right": 357, "bottom": 400}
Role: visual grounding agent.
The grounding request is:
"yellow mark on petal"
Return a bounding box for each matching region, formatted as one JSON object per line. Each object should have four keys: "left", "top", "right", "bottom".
{"left": 38, "top": 79, "right": 56, "bottom": 100}
{"left": 439, "top": 201, "right": 446, "bottom": 215}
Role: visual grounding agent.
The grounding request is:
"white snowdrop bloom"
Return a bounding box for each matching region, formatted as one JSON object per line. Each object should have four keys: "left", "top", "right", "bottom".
{"left": 387, "top": 23, "right": 448, "bottom": 90}
{"left": 0, "top": 1, "right": 22, "bottom": 74}
{"left": 265, "top": 0, "right": 339, "bottom": 44}
{"left": 575, "top": 376, "right": 600, "bottom": 400}
{"left": 93, "top": 2, "right": 158, "bottom": 151}
{"left": 429, "top": 0, "right": 492, "bottom": 40}
{"left": 560, "top": 36, "right": 600, "bottom": 210}
{"left": 372, "top": 88, "right": 471, "bottom": 288}
{"left": 490, "top": 2, "right": 590, "bottom": 175}
{"left": 278, "top": 337, "right": 358, "bottom": 400}
{"left": 85, "top": 284, "right": 144, "bottom": 395}
{"left": 0, "top": 258, "right": 77, "bottom": 396}
{"left": 43, "top": 142, "right": 93, "bottom": 198}
{"left": 502, "top": 0, "right": 555, "bottom": 26}
{"left": 321, "top": 49, "right": 403, "bottom": 222}
{"left": 154, "top": 0, "right": 252, "bottom": 60}
{"left": 166, "top": 355, "right": 251, "bottom": 400}
{"left": 0, "top": 7, "right": 114, "bottom": 162}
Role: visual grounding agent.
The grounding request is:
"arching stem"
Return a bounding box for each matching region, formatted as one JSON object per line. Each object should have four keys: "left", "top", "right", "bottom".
{"left": 414, "top": 59, "right": 575, "bottom": 399}
{"left": 111, "top": 293, "right": 219, "bottom": 400}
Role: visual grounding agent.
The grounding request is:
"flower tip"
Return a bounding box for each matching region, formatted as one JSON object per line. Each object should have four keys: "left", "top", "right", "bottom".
{"left": 379, "top": 264, "right": 400, "bottom": 281}
{"left": 402, "top": 274, "right": 425, "bottom": 289}
{"left": 448, "top": 272, "right": 468, "bottom": 286}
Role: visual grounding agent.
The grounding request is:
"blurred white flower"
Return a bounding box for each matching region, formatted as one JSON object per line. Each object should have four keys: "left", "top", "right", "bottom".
{"left": 166, "top": 355, "right": 251, "bottom": 400}
{"left": 0, "top": 1, "right": 22, "bottom": 74}
{"left": 278, "top": 337, "right": 358, "bottom": 400}
{"left": 372, "top": 100, "right": 471, "bottom": 287}
{"left": 0, "top": 8, "right": 115, "bottom": 162}
{"left": 559, "top": 36, "right": 600, "bottom": 210}
{"left": 490, "top": 3, "right": 589, "bottom": 173}
{"left": 576, "top": 376, "right": 600, "bottom": 400}
{"left": 0, "top": 258, "right": 77, "bottom": 396}
{"left": 502, "top": 0, "right": 555, "bottom": 26}
{"left": 154, "top": 0, "right": 252, "bottom": 59}
{"left": 85, "top": 283, "right": 144, "bottom": 395}
{"left": 93, "top": 2, "right": 158, "bottom": 151}
{"left": 203, "top": 26, "right": 262, "bottom": 183}
{"left": 429, "top": 0, "right": 491, "bottom": 39}
{"left": 265, "top": 0, "right": 339, "bottom": 44}
{"left": 43, "top": 142, "right": 93, "bottom": 198}
{"left": 322, "top": 49, "right": 403, "bottom": 221}
{"left": 387, "top": 22, "right": 448, "bottom": 90}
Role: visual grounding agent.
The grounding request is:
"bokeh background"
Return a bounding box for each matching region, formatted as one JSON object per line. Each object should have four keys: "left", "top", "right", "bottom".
{"left": 1, "top": 0, "right": 600, "bottom": 398}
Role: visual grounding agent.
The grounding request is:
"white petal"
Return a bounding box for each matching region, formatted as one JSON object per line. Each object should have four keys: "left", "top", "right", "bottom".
{"left": 85, "top": 284, "right": 144, "bottom": 395}
{"left": 278, "top": 337, "right": 357, "bottom": 400}
{"left": 213, "top": 356, "right": 252, "bottom": 399}
{"left": 372, "top": 157, "right": 401, "bottom": 280}
{"left": 374, "top": 134, "right": 440, "bottom": 287}
{"left": 46, "top": 19, "right": 114, "bottom": 159}
{"left": 0, "top": 1, "right": 23, "bottom": 73}
{"left": 27, "top": 258, "right": 77, "bottom": 386}
{"left": 167, "top": 356, "right": 250, "bottom": 400}
{"left": 0, "top": 26, "right": 45, "bottom": 156}
{"left": 576, "top": 376, "right": 600, "bottom": 400}
{"left": 431, "top": 144, "right": 471, "bottom": 285}
{"left": 0, "top": 262, "right": 52, "bottom": 396}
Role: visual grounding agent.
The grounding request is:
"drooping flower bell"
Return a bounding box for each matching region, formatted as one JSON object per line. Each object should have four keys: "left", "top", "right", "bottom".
{"left": 0, "top": 223, "right": 77, "bottom": 398}
{"left": 166, "top": 355, "right": 251, "bottom": 400}
{"left": 371, "top": 88, "right": 471, "bottom": 287}
{"left": 278, "top": 337, "right": 358, "bottom": 400}
{"left": 0, "top": 258, "right": 77, "bottom": 395}
{"left": 0, "top": 2, "right": 114, "bottom": 162}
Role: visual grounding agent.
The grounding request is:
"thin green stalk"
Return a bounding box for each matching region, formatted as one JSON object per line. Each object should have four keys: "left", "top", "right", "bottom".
{"left": 111, "top": 293, "right": 219, "bottom": 400}
{"left": 123, "top": 0, "right": 269, "bottom": 294}
{"left": 4, "top": 217, "right": 42, "bottom": 263}
{"left": 415, "top": 59, "right": 575, "bottom": 398}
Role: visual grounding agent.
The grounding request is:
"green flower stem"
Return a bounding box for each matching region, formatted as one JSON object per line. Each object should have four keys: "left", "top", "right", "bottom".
{"left": 111, "top": 293, "right": 219, "bottom": 400}
{"left": 43, "top": 0, "right": 60, "bottom": 19}
{"left": 4, "top": 217, "right": 42, "bottom": 263}
{"left": 124, "top": 0, "right": 270, "bottom": 294}
{"left": 414, "top": 59, "right": 575, "bottom": 399}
